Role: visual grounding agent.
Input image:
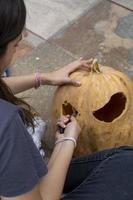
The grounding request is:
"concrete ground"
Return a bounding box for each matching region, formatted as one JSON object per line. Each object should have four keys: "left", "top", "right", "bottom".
{"left": 12, "top": 0, "right": 133, "bottom": 157}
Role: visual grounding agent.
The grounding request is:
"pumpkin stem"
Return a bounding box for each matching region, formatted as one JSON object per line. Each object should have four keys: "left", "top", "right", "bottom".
{"left": 91, "top": 59, "right": 101, "bottom": 73}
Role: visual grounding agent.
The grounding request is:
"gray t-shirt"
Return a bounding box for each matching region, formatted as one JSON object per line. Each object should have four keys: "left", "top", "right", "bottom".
{"left": 0, "top": 99, "right": 48, "bottom": 197}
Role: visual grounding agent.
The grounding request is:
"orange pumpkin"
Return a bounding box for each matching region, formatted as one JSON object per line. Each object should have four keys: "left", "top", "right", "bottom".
{"left": 52, "top": 59, "right": 133, "bottom": 156}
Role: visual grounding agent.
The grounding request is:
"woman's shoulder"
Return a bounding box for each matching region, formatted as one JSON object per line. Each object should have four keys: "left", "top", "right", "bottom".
{"left": 0, "top": 99, "right": 20, "bottom": 129}
{"left": 0, "top": 98, "right": 19, "bottom": 113}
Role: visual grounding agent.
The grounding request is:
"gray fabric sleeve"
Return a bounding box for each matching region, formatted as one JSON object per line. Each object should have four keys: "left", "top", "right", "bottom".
{"left": 0, "top": 112, "right": 47, "bottom": 197}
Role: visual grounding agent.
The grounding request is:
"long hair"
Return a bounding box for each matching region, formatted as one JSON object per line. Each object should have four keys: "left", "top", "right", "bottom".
{"left": 0, "top": 0, "right": 35, "bottom": 128}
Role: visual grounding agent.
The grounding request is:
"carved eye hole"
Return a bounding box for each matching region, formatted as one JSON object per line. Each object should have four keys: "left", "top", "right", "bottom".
{"left": 62, "top": 101, "right": 78, "bottom": 117}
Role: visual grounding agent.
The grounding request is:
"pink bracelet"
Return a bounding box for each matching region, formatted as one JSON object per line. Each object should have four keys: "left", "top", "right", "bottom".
{"left": 35, "top": 72, "right": 42, "bottom": 89}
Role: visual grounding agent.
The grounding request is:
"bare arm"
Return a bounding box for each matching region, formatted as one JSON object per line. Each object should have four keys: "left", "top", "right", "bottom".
{"left": 2, "top": 141, "right": 75, "bottom": 200}
{"left": 2, "top": 116, "right": 79, "bottom": 200}
{"left": 2, "top": 74, "right": 38, "bottom": 94}
{"left": 40, "top": 141, "right": 75, "bottom": 200}
{"left": 2, "top": 58, "right": 92, "bottom": 94}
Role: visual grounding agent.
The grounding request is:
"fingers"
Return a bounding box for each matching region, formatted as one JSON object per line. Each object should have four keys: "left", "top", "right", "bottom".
{"left": 80, "top": 65, "right": 91, "bottom": 72}
{"left": 79, "top": 57, "right": 93, "bottom": 63}
{"left": 56, "top": 115, "right": 71, "bottom": 128}
{"left": 64, "top": 58, "right": 94, "bottom": 86}
{"left": 79, "top": 58, "right": 93, "bottom": 71}
{"left": 56, "top": 115, "right": 71, "bottom": 134}
{"left": 63, "top": 78, "right": 81, "bottom": 86}
{"left": 78, "top": 59, "right": 93, "bottom": 72}
{"left": 56, "top": 121, "right": 66, "bottom": 129}
{"left": 54, "top": 58, "right": 93, "bottom": 87}
{"left": 66, "top": 58, "right": 93, "bottom": 74}
{"left": 56, "top": 115, "right": 76, "bottom": 127}
{"left": 56, "top": 116, "right": 76, "bottom": 134}
{"left": 87, "top": 58, "right": 94, "bottom": 64}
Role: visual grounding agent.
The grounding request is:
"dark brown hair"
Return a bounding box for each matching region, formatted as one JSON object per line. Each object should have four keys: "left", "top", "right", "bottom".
{"left": 0, "top": 0, "right": 35, "bottom": 128}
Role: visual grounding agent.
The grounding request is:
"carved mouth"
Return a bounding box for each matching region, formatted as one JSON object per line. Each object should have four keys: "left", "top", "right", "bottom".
{"left": 93, "top": 92, "right": 126, "bottom": 122}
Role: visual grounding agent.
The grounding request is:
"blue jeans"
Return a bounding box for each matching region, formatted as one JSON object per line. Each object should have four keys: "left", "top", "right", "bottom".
{"left": 62, "top": 146, "right": 133, "bottom": 200}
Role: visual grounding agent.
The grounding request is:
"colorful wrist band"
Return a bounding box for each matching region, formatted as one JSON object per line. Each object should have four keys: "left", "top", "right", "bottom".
{"left": 35, "top": 72, "right": 42, "bottom": 89}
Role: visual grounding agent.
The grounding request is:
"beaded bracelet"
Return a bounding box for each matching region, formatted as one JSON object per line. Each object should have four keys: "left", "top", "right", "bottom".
{"left": 55, "top": 137, "right": 77, "bottom": 148}
{"left": 35, "top": 72, "right": 42, "bottom": 89}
